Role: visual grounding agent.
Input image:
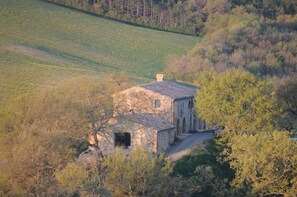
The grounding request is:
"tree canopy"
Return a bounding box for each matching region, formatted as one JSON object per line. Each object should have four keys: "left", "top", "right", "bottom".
{"left": 195, "top": 69, "right": 281, "bottom": 135}
{"left": 0, "top": 75, "right": 129, "bottom": 195}
{"left": 276, "top": 74, "right": 297, "bottom": 132}
{"left": 167, "top": 9, "right": 297, "bottom": 81}
{"left": 229, "top": 131, "right": 297, "bottom": 196}
{"left": 194, "top": 68, "right": 297, "bottom": 195}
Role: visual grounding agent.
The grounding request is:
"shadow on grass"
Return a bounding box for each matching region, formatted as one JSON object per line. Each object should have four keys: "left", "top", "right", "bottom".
{"left": 173, "top": 139, "right": 234, "bottom": 181}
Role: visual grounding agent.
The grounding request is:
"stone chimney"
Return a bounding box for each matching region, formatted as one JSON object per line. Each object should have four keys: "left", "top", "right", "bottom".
{"left": 156, "top": 74, "right": 164, "bottom": 82}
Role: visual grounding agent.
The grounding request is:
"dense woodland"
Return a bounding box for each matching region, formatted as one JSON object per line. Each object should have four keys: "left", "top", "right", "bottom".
{"left": 47, "top": 0, "right": 297, "bottom": 35}
{"left": 1, "top": 0, "right": 297, "bottom": 196}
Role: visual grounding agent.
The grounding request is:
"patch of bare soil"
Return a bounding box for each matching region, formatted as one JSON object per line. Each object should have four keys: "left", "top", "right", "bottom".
{"left": 6, "top": 44, "right": 69, "bottom": 65}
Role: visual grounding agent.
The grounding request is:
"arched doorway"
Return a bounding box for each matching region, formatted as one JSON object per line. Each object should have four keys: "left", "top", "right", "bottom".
{"left": 182, "top": 118, "right": 186, "bottom": 133}
{"left": 176, "top": 119, "right": 181, "bottom": 136}
{"left": 193, "top": 115, "right": 197, "bottom": 131}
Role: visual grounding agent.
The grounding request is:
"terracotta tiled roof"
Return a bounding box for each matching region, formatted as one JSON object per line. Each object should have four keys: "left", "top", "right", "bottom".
{"left": 139, "top": 81, "right": 196, "bottom": 100}
{"left": 119, "top": 113, "right": 174, "bottom": 131}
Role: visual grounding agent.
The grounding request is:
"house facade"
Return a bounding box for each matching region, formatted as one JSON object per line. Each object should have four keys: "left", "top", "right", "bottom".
{"left": 95, "top": 74, "right": 205, "bottom": 155}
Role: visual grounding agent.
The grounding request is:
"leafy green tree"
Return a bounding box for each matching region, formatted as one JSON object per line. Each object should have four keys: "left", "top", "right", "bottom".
{"left": 190, "top": 165, "right": 231, "bottom": 197}
{"left": 55, "top": 162, "right": 109, "bottom": 196}
{"left": 195, "top": 69, "right": 281, "bottom": 135}
{"left": 55, "top": 162, "right": 87, "bottom": 195}
{"left": 276, "top": 74, "right": 297, "bottom": 132}
{"left": 173, "top": 139, "right": 234, "bottom": 196}
{"left": 229, "top": 131, "right": 297, "bottom": 196}
{"left": 103, "top": 147, "right": 191, "bottom": 197}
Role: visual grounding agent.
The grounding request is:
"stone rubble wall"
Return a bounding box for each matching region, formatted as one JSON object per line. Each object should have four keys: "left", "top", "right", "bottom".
{"left": 96, "top": 117, "right": 172, "bottom": 154}
{"left": 114, "top": 86, "right": 173, "bottom": 122}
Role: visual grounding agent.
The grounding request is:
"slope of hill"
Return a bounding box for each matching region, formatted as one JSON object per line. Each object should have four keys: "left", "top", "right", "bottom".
{"left": 0, "top": 0, "right": 199, "bottom": 107}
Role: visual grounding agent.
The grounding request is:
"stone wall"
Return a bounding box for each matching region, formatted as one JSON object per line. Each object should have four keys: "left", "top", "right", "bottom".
{"left": 96, "top": 117, "right": 172, "bottom": 154}
{"left": 173, "top": 98, "right": 194, "bottom": 134}
{"left": 173, "top": 98, "right": 207, "bottom": 134}
{"left": 157, "top": 130, "right": 170, "bottom": 152}
{"left": 114, "top": 87, "right": 173, "bottom": 122}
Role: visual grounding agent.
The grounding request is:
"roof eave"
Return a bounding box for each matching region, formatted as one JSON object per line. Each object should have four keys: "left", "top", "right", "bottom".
{"left": 173, "top": 96, "right": 195, "bottom": 101}
{"left": 157, "top": 127, "right": 175, "bottom": 133}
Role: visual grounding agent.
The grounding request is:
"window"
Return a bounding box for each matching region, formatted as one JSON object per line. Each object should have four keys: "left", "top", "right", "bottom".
{"left": 115, "top": 133, "right": 131, "bottom": 148}
{"left": 154, "top": 99, "right": 161, "bottom": 108}
{"left": 188, "top": 100, "right": 194, "bottom": 109}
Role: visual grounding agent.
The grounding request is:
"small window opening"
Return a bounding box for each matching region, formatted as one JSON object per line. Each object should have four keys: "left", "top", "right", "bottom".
{"left": 188, "top": 100, "right": 194, "bottom": 109}
{"left": 115, "top": 133, "right": 131, "bottom": 149}
{"left": 154, "top": 99, "right": 161, "bottom": 108}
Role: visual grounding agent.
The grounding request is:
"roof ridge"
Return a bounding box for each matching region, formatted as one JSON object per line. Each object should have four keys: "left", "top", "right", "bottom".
{"left": 119, "top": 113, "right": 174, "bottom": 131}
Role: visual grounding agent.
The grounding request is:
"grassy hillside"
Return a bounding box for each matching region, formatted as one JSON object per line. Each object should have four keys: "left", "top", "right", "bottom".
{"left": 0, "top": 0, "right": 199, "bottom": 107}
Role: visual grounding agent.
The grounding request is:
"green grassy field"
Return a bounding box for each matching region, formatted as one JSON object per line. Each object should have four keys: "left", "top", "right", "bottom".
{"left": 0, "top": 0, "right": 199, "bottom": 107}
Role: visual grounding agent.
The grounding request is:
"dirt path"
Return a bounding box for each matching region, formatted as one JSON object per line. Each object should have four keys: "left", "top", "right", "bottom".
{"left": 166, "top": 132, "right": 213, "bottom": 161}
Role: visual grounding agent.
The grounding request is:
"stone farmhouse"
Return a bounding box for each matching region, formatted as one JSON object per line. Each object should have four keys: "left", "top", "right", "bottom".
{"left": 95, "top": 74, "right": 205, "bottom": 155}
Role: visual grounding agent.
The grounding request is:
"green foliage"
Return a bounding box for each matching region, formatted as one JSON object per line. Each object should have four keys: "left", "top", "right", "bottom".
{"left": 203, "top": 8, "right": 262, "bottom": 35}
{"left": 0, "top": 0, "right": 198, "bottom": 107}
{"left": 55, "top": 162, "right": 88, "bottom": 195}
{"left": 174, "top": 139, "right": 234, "bottom": 196}
{"left": 270, "top": 14, "right": 297, "bottom": 30}
{"left": 103, "top": 147, "right": 174, "bottom": 197}
{"left": 1, "top": 74, "right": 128, "bottom": 138}
{"left": 46, "top": 0, "right": 297, "bottom": 36}
{"left": 194, "top": 10, "right": 296, "bottom": 76}
{"left": 0, "top": 76, "right": 121, "bottom": 195}
{"left": 190, "top": 165, "right": 231, "bottom": 197}
{"left": 174, "top": 153, "right": 216, "bottom": 177}
{"left": 229, "top": 131, "right": 297, "bottom": 196}
{"left": 196, "top": 69, "right": 281, "bottom": 135}
{"left": 101, "top": 147, "right": 196, "bottom": 197}
{"left": 166, "top": 7, "right": 297, "bottom": 82}
{"left": 3, "top": 130, "right": 77, "bottom": 195}
{"left": 231, "top": 0, "right": 297, "bottom": 18}
{"left": 193, "top": 69, "right": 297, "bottom": 196}
{"left": 47, "top": 0, "right": 231, "bottom": 36}
{"left": 174, "top": 139, "right": 233, "bottom": 178}
{"left": 276, "top": 74, "right": 297, "bottom": 132}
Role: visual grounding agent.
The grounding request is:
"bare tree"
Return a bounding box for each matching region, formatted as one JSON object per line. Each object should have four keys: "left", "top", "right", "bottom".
{"left": 80, "top": 73, "right": 130, "bottom": 158}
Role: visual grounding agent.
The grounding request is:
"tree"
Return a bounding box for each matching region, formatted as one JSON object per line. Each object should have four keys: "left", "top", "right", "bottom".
{"left": 229, "top": 131, "right": 297, "bottom": 196}
{"left": 173, "top": 139, "right": 233, "bottom": 197}
{"left": 3, "top": 129, "right": 77, "bottom": 195}
{"left": 166, "top": 8, "right": 297, "bottom": 82}
{"left": 78, "top": 74, "right": 130, "bottom": 158}
{"left": 0, "top": 74, "right": 130, "bottom": 195}
{"left": 166, "top": 55, "right": 196, "bottom": 81}
{"left": 276, "top": 74, "right": 297, "bottom": 132}
{"left": 55, "top": 162, "right": 88, "bottom": 195}
{"left": 102, "top": 147, "right": 191, "bottom": 197}
{"left": 190, "top": 165, "right": 231, "bottom": 197}
{"left": 195, "top": 69, "right": 281, "bottom": 136}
